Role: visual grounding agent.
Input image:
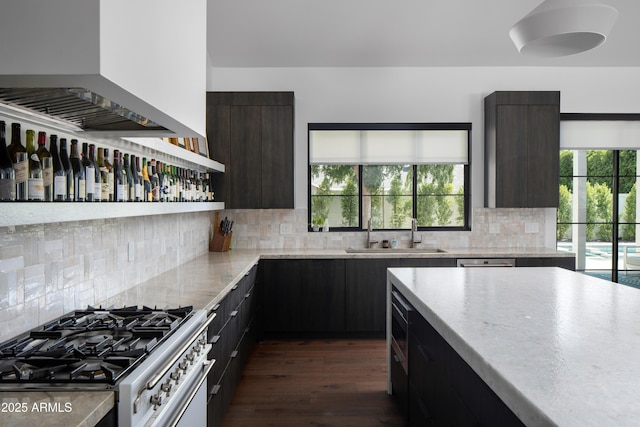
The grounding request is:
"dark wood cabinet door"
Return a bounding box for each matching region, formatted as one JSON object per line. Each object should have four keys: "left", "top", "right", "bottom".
{"left": 206, "top": 92, "right": 294, "bottom": 209}
{"left": 527, "top": 104, "right": 560, "bottom": 207}
{"left": 345, "top": 259, "right": 395, "bottom": 333}
{"left": 206, "top": 104, "right": 231, "bottom": 205}
{"left": 496, "top": 105, "right": 528, "bottom": 207}
{"left": 516, "top": 257, "right": 575, "bottom": 270}
{"left": 346, "top": 258, "right": 457, "bottom": 334}
{"left": 262, "top": 259, "right": 346, "bottom": 333}
{"left": 485, "top": 91, "right": 560, "bottom": 208}
{"left": 261, "top": 105, "right": 294, "bottom": 208}
{"left": 230, "top": 106, "right": 262, "bottom": 208}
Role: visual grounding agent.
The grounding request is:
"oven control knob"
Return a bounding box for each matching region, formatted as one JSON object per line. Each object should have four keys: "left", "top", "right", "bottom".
{"left": 170, "top": 369, "right": 181, "bottom": 383}
{"left": 179, "top": 361, "right": 189, "bottom": 372}
{"left": 161, "top": 381, "right": 172, "bottom": 395}
{"left": 186, "top": 352, "right": 195, "bottom": 364}
{"left": 150, "top": 393, "right": 162, "bottom": 409}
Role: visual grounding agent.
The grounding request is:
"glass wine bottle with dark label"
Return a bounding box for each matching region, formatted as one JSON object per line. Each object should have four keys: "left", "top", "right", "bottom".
{"left": 104, "top": 148, "right": 114, "bottom": 201}
{"left": 133, "top": 155, "right": 143, "bottom": 202}
{"left": 50, "top": 135, "right": 65, "bottom": 201}
{"left": 89, "top": 144, "right": 100, "bottom": 202}
{"left": 59, "top": 138, "right": 74, "bottom": 201}
{"left": 69, "top": 139, "right": 85, "bottom": 202}
{"left": 114, "top": 150, "right": 127, "bottom": 202}
{"left": 124, "top": 154, "right": 134, "bottom": 202}
{"left": 0, "top": 121, "right": 15, "bottom": 200}
{"left": 97, "top": 147, "right": 110, "bottom": 202}
{"left": 26, "top": 130, "right": 44, "bottom": 201}
{"left": 81, "top": 142, "right": 95, "bottom": 201}
{"left": 36, "top": 131, "right": 52, "bottom": 201}
{"left": 8, "top": 123, "right": 27, "bottom": 201}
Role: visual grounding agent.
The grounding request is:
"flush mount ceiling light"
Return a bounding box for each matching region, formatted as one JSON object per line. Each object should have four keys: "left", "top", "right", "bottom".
{"left": 509, "top": 0, "right": 618, "bottom": 57}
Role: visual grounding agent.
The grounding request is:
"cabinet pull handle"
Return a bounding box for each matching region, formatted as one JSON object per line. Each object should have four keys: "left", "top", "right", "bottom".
{"left": 230, "top": 310, "right": 238, "bottom": 317}
{"left": 417, "top": 344, "right": 431, "bottom": 362}
{"left": 210, "top": 384, "right": 221, "bottom": 396}
{"left": 230, "top": 350, "right": 238, "bottom": 358}
{"left": 210, "top": 335, "right": 221, "bottom": 344}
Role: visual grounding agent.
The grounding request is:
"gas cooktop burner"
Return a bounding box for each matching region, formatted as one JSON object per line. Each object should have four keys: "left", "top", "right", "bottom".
{"left": 0, "top": 305, "right": 193, "bottom": 385}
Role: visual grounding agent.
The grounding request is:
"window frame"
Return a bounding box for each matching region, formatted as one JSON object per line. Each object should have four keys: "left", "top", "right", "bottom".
{"left": 308, "top": 122, "right": 471, "bottom": 232}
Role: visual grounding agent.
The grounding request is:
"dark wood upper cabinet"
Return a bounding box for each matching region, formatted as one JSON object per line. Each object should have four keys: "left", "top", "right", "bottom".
{"left": 207, "top": 92, "right": 294, "bottom": 209}
{"left": 485, "top": 91, "right": 560, "bottom": 208}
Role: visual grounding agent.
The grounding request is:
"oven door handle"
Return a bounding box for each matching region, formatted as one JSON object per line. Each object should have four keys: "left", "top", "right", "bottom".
{"left": 166, "top": 359, "right": 214, "bottom": 427}
{"left": 147, "top": 313, "right": 216, "bottom": 390}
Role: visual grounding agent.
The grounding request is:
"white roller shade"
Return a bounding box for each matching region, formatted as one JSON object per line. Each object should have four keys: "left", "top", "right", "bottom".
{"left": 310, "top": 129, "right": 468, "bottom": 165}
{"left": 561, "top": 121, "right": 640, "bottom": 150}
{"left": 361, "top": 130, "right": 416, "bottom": 164}
{"left": 416, "top": 130, "right": 468, "bottom": 164}
{"left": 309, "top": 130, "right": 361, "bottom": 164}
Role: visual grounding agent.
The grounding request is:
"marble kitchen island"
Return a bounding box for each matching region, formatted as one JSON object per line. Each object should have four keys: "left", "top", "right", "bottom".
{"left": 387, "top": 266, "right": 640, "bottom": 427}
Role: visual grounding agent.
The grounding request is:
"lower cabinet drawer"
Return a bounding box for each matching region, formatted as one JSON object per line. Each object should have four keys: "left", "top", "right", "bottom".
{"left": 408, "top": 382, "right": 433, "bottom": 427}
{"left": 389, "top": 346, "right": 408, "bottom": 416}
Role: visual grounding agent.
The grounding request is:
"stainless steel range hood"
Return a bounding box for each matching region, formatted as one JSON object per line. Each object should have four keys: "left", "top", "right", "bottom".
{"left": 0, "top": 0, "right": 207, "bottom": 139}
{"left": 0, "top": 87, "right": 167, "bottom": 133}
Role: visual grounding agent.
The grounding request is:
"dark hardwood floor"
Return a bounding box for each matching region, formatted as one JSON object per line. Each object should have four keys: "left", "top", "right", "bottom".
{"left": 221, "top": 339, "right": 405, "bottom": 426}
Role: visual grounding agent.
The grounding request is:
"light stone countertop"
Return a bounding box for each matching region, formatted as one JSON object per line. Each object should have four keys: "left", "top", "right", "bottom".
{"left": 98, "top": 247, "right": 573, "bottom": 312}
{"left": 388, "top": 266, "right": 640, "bottom": 427}
{"left": 0, "top": 391, "right": 113, "bottom": 427}
{"left": 3, "top": 247, "right": 572, "bottom": 427}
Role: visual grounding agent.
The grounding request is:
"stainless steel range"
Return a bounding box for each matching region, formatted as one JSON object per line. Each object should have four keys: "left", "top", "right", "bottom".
{"left": 0, "top": 305, "right": 214, "bottom": 427}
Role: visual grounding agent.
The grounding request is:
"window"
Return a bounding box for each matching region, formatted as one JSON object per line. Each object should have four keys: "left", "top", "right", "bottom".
{"left": 308, "top": 123, "right": 471, "bottom": 231}
{"left": 557, "top": 114, "right": 640, "bottom": 283}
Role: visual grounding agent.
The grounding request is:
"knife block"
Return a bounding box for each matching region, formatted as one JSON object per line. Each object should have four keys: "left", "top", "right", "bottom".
{"left": 209, "top": 230, "right": 232, "bottom": 252}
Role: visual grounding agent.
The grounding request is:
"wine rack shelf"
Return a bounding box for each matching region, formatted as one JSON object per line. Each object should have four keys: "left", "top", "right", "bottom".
{"left": 0, "top": 201, "right": 225, "bottom": 227}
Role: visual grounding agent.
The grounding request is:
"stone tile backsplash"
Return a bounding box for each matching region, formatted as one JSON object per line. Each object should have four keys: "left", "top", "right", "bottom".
{"left": 223, "top": 208, "right": 547, "bottom": 250}
{"left": 0, "top": 207, "right": 547, "bottom": 341}
{"left": 0, "top": 212, "right": 213, "bottom": 342}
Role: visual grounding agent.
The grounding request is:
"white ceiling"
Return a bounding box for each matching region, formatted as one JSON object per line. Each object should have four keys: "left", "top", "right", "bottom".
{"left": 207, "top": 0, "right": 640, "bottom": 67}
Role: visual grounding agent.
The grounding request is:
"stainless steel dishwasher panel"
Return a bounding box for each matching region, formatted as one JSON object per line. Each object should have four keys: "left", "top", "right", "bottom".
{"left": 456, "top": 258, "right": 516, "bottom": 267}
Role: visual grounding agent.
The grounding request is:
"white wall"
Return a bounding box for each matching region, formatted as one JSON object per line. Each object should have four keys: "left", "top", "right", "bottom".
{"left": 208, "top": 66, "right": 640, "bottom": 209}
{"left": 0, "top": 0, "right": 208, "bottom": 138}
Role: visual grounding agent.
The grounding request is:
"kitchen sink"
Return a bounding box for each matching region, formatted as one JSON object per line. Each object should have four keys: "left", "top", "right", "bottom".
{"left": 345, "top": 247, "right": 447, "bottom": 254}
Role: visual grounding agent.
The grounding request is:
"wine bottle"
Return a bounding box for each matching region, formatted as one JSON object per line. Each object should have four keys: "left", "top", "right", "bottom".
{"left": 59, "top": 138, "right": 74, "bottom": 201}
{"left": 170, "top": 165, "right": 177, "bottom": 202}
{"left": 26, "top": 130, "right": 44, "bottom": 201}
{"left": 133, "top": 155, "right": 143, "bottom": 202}
{"left": 185, "top": 169, "right": 193, "bottom": 201}
{"left": 8, "top": 123, "right": 28, "bottom": 201}
{"left": 36, "top": 131, "right": 52, "bottom": 201}
{"left": 0, "top": 121, "right": 15, "bottom": 201}
{"left": 114, "top": 150, "right": 126, "bottom": 202}
{"left": 50, "top": 135, "right": 65, "bottom": 201}
{"left": 124, "top": 154, "right": 134, "bottom": 202}
{"left": 141, "top": 157, "right": 151, "bottom": 202}
{"left": 104, "top": 148, "right": 114, "bottom": 201}
{"left": 177, "top": 167, "right": 184, "bottom": 202}
{"left": 81, "top": 142, "right": 95, "bottom": 201}
{"left": 97, "top": 148, "right": 110, "bottom": 202}
{"left": 157, "top": 161, "right": 165, "bottom": 202}
{"left": 88, "top": 144, "right": 100, "bottom": 202}
{"left": 69, "top": 139, "right": 85, "bottom": 202}
{"left": 149, "top": 159, "right": 159, "bottom": 202}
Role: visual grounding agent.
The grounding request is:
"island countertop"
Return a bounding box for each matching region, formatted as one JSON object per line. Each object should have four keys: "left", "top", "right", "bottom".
{"left": 387, "top": 266, "right": 640, "bottom": 427}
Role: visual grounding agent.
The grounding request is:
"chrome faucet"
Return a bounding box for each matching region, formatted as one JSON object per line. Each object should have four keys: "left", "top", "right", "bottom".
{"left": 367, "top": 218, "right": 379, "bottom": 248}
{"left": 411, "top": 218, "right": 422, "bottom": 248}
